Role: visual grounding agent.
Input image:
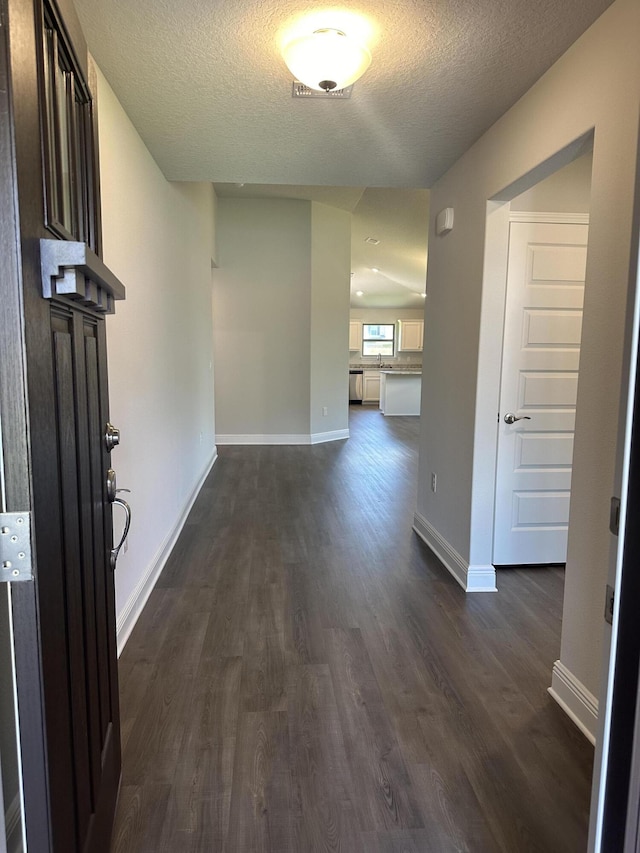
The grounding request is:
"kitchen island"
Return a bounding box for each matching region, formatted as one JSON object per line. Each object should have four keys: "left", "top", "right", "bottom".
{"left": 379, "top": 370, "right": 422, "bottom": 416}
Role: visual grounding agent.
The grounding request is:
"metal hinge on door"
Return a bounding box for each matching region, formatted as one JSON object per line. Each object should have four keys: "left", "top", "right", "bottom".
{"left": 0, "top": 512, "right": 34, "bottom": 582}
{"left": 604, "top": 584, "right": 615, "bottom": 625}
{"left": 610, "top": 496, "right": 621, "bottom": 536}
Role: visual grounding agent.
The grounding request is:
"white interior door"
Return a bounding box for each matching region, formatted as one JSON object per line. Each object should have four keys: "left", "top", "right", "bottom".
{"left": 493, "top": 219, "right": 589, "bottom": 565}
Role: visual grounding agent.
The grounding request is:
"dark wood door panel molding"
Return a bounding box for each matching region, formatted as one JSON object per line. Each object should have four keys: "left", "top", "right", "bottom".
{"left": 41, "top": 238, "right": 126, "bottom": 313}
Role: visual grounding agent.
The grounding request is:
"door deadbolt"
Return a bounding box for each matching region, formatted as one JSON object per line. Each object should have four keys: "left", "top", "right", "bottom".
{"left": 105, "top": 422, "right": 120, "bottom": 452}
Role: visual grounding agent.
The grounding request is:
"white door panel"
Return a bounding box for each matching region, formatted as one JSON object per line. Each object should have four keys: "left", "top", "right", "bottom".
{"left": 516, "top": 433, "right": 575, "bottom": 467}
{"left": 512, "top": 492, "right": 572, "bottom": 525}
{"left": 524, "top": 310, "right": 583, "bottom": 346}
{"left": 530, "top": 244, "right": 587, "bottom": 281}
{"left": 493, "top": 220, "right": 589, "bottom": 565}
{"left": 518, "top": 373, "right": 580, "bottom": 407}
{"left": 525, "top": 285, "right": 585, "bottom": 307}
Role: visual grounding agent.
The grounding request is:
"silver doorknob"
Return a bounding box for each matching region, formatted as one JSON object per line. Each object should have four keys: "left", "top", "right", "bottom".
{"left": 504, "top": 412, "right": 532, "bottom": 425}
{"left": 105, "top": 422, "right": 120, "bottom": 452}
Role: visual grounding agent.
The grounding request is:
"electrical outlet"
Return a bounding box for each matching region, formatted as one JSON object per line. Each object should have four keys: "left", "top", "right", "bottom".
{"left": 322, "top": 407, "right": 328, "bottom": 416}
{"left": 431, "top": 472, "right": 437, "bottom": 493}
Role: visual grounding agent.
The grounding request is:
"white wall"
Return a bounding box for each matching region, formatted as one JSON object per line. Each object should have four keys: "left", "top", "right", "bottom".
{"left": 310, "top": 203, "right": 351, "bottom": 436}
{"left": 416, "top": 0, "right": 640, "bottom": 724}
{"left": 213, "top": 198, "right": 312, "bottom": 439}
{"left": 213, "top": 198, "right": 351, "bottom": 443}
{"left": 511, "top": 150, "right": 593, "bottom": 212}
{"left": 96, "top": 68, "right": 217, "bottom": 646}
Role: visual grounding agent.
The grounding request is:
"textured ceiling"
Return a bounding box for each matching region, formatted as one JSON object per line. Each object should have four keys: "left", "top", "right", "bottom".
{"left": 214, "top": 184, "right": 366, "bottom": 212}
{"left": 75, "top": 0, "right": 611, "bottom": 306}
{"left": 350, "top": 187, "right": 429, "bottom": 307}
{"left": 74, "top": 0, "right": 614, "bottom": 188}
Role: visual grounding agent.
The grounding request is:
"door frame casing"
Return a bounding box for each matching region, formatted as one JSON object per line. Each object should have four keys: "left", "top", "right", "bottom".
{"left": 468, "top": 136, "right": 593, "bottom": 581}
{"left": 589, "top": 132, "right": 640, "bottom": 849}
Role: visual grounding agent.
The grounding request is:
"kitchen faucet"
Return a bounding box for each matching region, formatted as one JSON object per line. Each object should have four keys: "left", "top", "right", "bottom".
{"left": 377, "top": 353, "right": 382, "bottom": 366}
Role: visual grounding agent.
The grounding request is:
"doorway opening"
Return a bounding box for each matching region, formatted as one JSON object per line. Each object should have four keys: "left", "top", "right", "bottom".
{"left": 477, "top": 135, "right": 597, "bottom": 746}
{"left": 493, "top": 151, "right": 593, "bottom": 568}
{"left": 348, "top": 188, "right": 429, "bottom": 422}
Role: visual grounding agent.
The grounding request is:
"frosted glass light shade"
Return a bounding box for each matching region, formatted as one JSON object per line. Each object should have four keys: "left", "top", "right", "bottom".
{"left": 282, "top": 28, "right": 372, "bottom": 91}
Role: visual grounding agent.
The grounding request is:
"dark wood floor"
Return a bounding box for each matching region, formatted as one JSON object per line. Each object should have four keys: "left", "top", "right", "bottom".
{"left": 112, "top": 406, "right": 594, "bottom": 852}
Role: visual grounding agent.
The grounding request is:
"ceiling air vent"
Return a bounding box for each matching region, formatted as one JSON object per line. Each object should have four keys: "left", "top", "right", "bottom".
{"left": 292, "top": 81, "right": 353, "bottom": 99}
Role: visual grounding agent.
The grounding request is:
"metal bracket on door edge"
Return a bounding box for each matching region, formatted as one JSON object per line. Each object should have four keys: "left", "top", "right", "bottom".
{"left": 610, "top": 496, "right": 621, "bottom": 536}
{"left": 604, "top": 584, "right": 615, "bottom": 625}
{"left": 0, "top": 512, "right": 34, "bottom": 582}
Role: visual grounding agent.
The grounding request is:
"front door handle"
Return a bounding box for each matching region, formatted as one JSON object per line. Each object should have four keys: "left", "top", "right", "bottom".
{"left": 504, "top": 412, "right": 532, "bottom": 425}
{"left": 106, "top": 468, "right": 131, "bottom": 570}
{"left": 110, "top": 492, "right": 131, "bottom": 571}
{"left": 106, "top": 468, "right": 117, "bottom": 502}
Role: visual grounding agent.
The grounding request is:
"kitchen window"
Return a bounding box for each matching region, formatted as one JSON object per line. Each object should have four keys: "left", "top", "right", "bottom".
{"left": 362, "top": 324, "right": 395, "bottom": 357}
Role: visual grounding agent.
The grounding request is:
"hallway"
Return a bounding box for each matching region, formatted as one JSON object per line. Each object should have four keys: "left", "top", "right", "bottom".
{"left": 111, "top": 407, "right": 593, "bottom": 852}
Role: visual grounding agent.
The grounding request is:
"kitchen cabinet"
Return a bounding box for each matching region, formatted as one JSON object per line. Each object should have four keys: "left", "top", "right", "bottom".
{"left": 349, "top": 320, "right": 362, "bottom": 351}
{"left": 398, "top": 319, "right": 424, "bottom": 352}
{"left": 363, "top": 370, "right": 381, "bottom": 403}
{"left": 379, "top": 371, "right": 422, "bottom": 415}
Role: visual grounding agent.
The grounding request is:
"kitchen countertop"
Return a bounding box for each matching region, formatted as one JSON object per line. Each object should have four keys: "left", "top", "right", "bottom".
{"left": 380, "top": 370, "right": 422, "bottom": 375}
{"left": 350, "top": 364, "right": 422, "bottom": 370}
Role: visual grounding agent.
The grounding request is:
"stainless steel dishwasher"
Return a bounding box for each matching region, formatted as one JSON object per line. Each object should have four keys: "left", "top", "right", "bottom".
{"left": 349, "top": 369, "right": 363, "bottom": 403}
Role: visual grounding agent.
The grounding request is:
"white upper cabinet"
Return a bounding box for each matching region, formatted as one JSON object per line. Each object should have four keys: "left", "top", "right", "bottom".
{"left": 349, "top": 320, "right": 362, "bottom": 351}
{"left": 398, "top": 319, "right": 424, "bottom": 352}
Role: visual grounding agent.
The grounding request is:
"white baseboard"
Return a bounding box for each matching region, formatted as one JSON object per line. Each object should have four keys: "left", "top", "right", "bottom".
{"left": 216, "top": 430, "right": 349, "bottom": 445}
{"left": 6, "top": 792, "right": 23, "bottom": 853}
{"left": 466, "top": 564, "right": 499, "bottom": 591}
{"left": 216, "top": 433, "right": 309, "bottom": 445}
{"left": 413, "top": 511, "right": 497, "bottom": 592}
{"left": 116, "top": 448, "right": 218, "bottom": 655}
{"left": 548, "top": 660, "right": 598, "bottom": 744}
{"left": 310, "top": 429, "right": 349, "bottom": 444}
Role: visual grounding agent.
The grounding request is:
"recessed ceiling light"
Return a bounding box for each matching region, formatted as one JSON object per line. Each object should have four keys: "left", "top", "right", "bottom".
{"left": 372, "top": 267, "right": 380, "bottom": 273}
{"left": 421, "top": 293, "right": 427, "bottom": 298}
{"left": 365, "top": 237, "right": 380, "bottom": 245}
{"left": 356, "top": 290, "right": 364, "bottom": 296}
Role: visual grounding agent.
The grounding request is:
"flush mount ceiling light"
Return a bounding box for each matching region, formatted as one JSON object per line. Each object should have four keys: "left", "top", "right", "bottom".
{"left": 282, "top": 27, "right": 372, "bottom": 92}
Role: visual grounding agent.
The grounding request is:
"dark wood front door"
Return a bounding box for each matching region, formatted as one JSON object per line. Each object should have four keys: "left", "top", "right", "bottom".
{"left": 0, "top": 0, "right": 125, "bottom": 849}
